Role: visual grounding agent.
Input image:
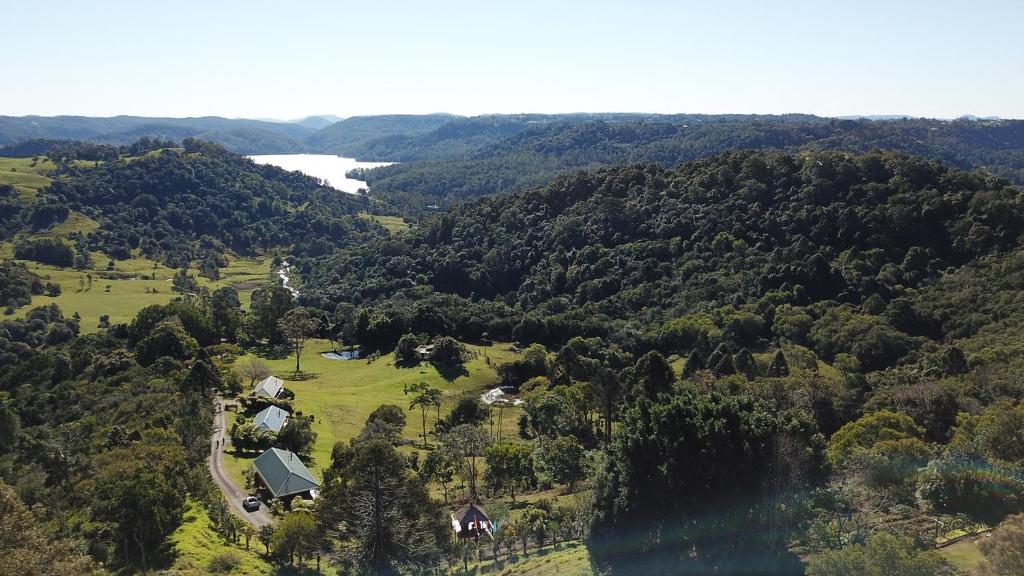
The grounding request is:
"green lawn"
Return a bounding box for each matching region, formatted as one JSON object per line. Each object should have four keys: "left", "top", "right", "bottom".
{"left": 464, "top": 541, "right": 595, "bottom": 576}
{"left": 939, "top": 537, "right": 986, "bottom": 574}
{"left": 225, "top": 339, "right": 525, "bottom": 488}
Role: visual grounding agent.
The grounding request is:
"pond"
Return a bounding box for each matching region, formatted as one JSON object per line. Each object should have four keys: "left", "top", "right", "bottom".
{"left": 321, "top": 350, "right": 362, "bottom": 361}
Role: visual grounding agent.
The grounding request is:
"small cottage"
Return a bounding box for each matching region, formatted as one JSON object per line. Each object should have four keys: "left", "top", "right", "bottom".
{"left": 253, "top": 375, "right": 284, "bottom": 398}
{"left": 451, "top": 503, "right": 493, "bottom": 540}
{"left": 252, "top": 405, "right": 289, "bottom": 434}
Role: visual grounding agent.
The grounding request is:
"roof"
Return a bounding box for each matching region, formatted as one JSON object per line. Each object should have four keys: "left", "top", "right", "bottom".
{"left": 253, "top": 448, "right": 320, "bottom": 498}
{"left": 253, "top": 406, "right": 289, "bottom": 433}
{"left": 451, "top": 503, "right": 493, "bottom": 538}
{"left": 254, "top": 375, "right": 283, "bottom": 398}
{"left": 453, "top": 503, "right": 491, "bottom": 525}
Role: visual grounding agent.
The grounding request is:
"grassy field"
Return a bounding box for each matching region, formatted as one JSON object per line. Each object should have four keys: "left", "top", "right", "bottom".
{"left": 464, "top": 541, "right": 595, "bottom": 576}
{"left": 0, "top": 156, "right": 55, "bottom": 199}
{"left": 169, "top": 499, "right": 277, "bottom": 576}
{"left": 1, "top": 151, "right": 274, "bottom": 330}
{"left": 4, "top": 252, "right": 272, "bottom": 333}
{"left": 360, "top": 211, "right": 411, "bottom": 234}
{"left": 223, "top": 339, "right": 525, "bottom": 489}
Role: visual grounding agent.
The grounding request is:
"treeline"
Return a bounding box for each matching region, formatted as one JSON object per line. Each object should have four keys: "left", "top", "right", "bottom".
{"left": 0, "top": 115, "right": 315, "bottom": 154}
{"left": 356, "top": 117, "right": 1024, "bottom": 211}
{"left": 18, "top": 138, "right": 384, "bottom": 268}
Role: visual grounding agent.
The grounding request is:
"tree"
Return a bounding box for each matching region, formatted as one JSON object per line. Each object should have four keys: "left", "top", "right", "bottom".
{"left": 420, "top": 447, "right": 458, "bottom": 503}
{"left": 279, "top": 307, "right": 318, "bottom": 375}
{"left": 277, "top": 416, "right": 317, "bottom": 456}
{"left": 406, "top": 382, "right": 441, "bottom": 447}
{"left": 590, "top": 388, "right": 822, "bottom": 574}
{"left": 92, "top": 464, "right": 184, "bottom": 568}
{"left": 258, "top": 525, "right": 275, "bottom": 555}
{"left": 767, "top": 350, "right": 790, "bottom": 377}
{"left": 272, "top": 512, "right": 319, "bottom": 566}
{"left": 248, "top": 284, "right": 295, "bottom": 344}
{"left": 442, "top": 424, "right": 491, "bottom": 500}
{"left": 395, "top": 333, "right": 420, "bottom": 363}
{"left": 318, "top": 438, "right": 445, "bottom": 574}
{"left": 135, "top": 316, "right": 198, "bottom": 366}
{"left": 806, "top": 532, "right": 951, "bottom": 576}
{"left": 827, "top": 411, "right": 925, "bottom": 469}
{"left": 485, "top": 442, "right": 535, "bottom": 500}
{"left": 430, "top": 336, "right": 466, "bottom": 365}
{"left": 240, "top": 357, "right": 272, "bottom": 388}
{"left": 0, "top": 482, "right": 95, "bottom": 576}
{"left": 211, "top": 286, "right": 243, "bottom": 341}
{"left": 440, "top": 395, "right": 488, "bottom": 431}
{"left": 979, "top": 513, "right": 1024, "bottom": 576}
{"left": 532, "top": 436, "right": 586, "bottom": 491}
{"left": 362, "top": 404, "right": 407, "bottom": 443}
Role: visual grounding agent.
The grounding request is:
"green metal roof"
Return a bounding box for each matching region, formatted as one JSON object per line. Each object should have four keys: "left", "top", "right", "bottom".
{"left": 252, "top": 447, "right": 320, "bottom": 498}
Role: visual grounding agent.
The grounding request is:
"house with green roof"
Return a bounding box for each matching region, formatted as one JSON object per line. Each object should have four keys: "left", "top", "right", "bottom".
{"left": 252, "top": 447, "right": 320, "bottom": 502}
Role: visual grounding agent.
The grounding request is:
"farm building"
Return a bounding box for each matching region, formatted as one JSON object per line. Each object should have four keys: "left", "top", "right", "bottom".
{"left": 253, "top": 375, "right": 284, "bottom": 398}
{"left": 252, "top": 405, "right": 289, "bottom": 434}
{"left": 252, "top": 447, "right": 320, "bottom": 502}
{"left": 451, "top": 503, "right": 493, "bottom": 540}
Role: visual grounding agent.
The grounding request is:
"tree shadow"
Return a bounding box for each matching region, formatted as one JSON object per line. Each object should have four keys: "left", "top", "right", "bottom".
{"left": 285, "top": 371, "right": 319, "bottom": 381}
{"left": 432, "top": 361, "right": 469, "bottom": 382}
{"left": 394, "top": 358, "right": 422, "bottom": 369}
{"left": 249, "top": 343, "right": 291, "bottom": 360}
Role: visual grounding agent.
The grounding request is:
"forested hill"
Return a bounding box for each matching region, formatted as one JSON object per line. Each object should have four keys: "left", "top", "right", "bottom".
{"left": 302, "top": 149, "right": 1024, "bottom": 375}
{"left": 0, "top": 115, "right": 314, "bottom": 154}
{"left": 307, "top": 113, "right": 823, "bottom": 162}
{"left": 7, "top": 139, "right": 381, "bottom": 269}
{"left": 358, "top": 117, "right": 1024, "bottom": 209}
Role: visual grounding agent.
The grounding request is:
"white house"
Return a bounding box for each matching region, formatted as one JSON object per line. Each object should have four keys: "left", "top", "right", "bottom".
{"left": 254, "top": 375, "right": 284, "bottom": 398}
{"left": 252, "top": 405, "right": 289, "bottom": 434}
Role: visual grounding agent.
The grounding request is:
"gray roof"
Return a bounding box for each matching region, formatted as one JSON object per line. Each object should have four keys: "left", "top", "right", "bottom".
{"left": 253, "top": 448, "right": 320, "bottom": 498}
{"left": 254, "top": 375, "right": 283, "bottom": 398}
{"left": 253, "top": 406, "right": 289, "bottom": 433}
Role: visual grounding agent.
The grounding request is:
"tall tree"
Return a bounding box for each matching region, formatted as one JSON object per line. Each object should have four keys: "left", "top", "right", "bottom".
{"left": 319, "top": 438, "right": 445, "bottom": 575}
{"left": 279, "top": 306, "right": 318, "bottom": 375}
{"left": 441, "top": 424, "right": 491, "bottom": 500}
{"left": 406, "top": 382, "right": 442, "bottom": 447}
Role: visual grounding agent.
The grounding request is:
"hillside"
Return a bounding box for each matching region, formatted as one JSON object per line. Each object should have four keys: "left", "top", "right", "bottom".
{"left": 302, "top": 149, "right": 1024, "bottom": 374}
{"left": 0, "top": 115, "right": 314, "bottom": 154}
{"left": 2, "top": 139, "right": 383, "bottom": 271}
{"left": 356, "top": 117, "right": 1024, "bottom": 210}
{"left": 303, "top": 113, "right": 457, "bottom": 155}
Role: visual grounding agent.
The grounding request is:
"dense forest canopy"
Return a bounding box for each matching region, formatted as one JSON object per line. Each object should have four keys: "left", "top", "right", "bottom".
{"left": 5, "top": 139, "right": 382, "bottom": 268}
{"left": 301, "top": 150, "right": 1022, "bottom": 367}
{"left": 353, "top": 117, "right": 1024, "bottom": 211}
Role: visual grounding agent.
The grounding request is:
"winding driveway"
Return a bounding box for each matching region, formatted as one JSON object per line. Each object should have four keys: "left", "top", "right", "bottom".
{"left": 208, "top": 397, "right": 272, "bottom": 528}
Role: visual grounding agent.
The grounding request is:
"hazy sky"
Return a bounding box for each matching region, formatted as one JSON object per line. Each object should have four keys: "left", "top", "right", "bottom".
{"left": 2, "top": 0, "right": 1022, "bottom": 119}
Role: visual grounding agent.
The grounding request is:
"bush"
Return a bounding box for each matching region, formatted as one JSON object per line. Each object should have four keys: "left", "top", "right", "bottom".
{"left": 207, "top": 551, "right": 243, "bottom": 573}
{"left": 13, "top": 238, "right": 75, "bottom": 267}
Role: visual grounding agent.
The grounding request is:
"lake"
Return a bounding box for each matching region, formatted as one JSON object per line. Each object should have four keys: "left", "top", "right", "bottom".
{"left": 248, "top": 154, "right": 393, "bottom": 194}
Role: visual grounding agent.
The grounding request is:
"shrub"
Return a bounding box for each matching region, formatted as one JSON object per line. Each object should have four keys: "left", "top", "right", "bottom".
{"left": 207, "top": 551, "right": 242, "bottom": 573}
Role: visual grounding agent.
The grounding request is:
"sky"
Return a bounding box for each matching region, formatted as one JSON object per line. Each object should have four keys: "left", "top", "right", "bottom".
{"left": 1, "top": 0, "right": 1022, "bottom": 120}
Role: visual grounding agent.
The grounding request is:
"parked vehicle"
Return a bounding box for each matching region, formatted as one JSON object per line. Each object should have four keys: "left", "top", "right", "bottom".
{"left": 242, "top": 496, "right": 261, "bottom": 511}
